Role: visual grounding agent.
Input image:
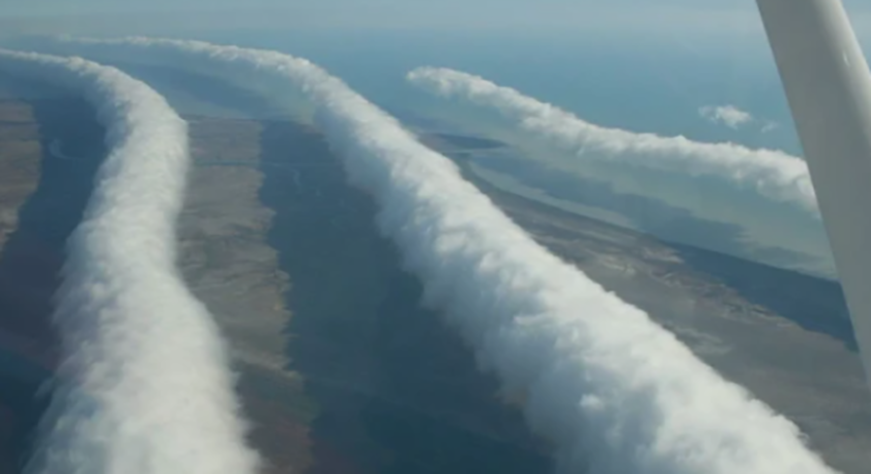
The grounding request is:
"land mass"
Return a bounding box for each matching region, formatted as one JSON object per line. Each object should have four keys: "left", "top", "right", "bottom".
{"left": 0, "top": 98, "right": 868, "bottom": 474}
{"left": 0, "top": 96, "right": 105, "bottom": 473}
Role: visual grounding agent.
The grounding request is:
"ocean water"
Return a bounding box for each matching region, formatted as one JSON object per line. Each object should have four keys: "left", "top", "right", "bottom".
{"left": 169, "top": 28, "right": 839, "bottom": 276}
{"left": 6, "top": 28, "right": 835, "bottom": 275}
{"left": 193, "top": 29, "right": 803, "bottom": 150}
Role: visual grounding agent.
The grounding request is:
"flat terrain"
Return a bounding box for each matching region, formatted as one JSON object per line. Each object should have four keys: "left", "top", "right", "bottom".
{"left": 1, "top": 92, "right": 869, "bottom": 474}
{"left": 182, "top": 117, "right": 871, "bottom": 473}
{"left": 179, "top": 116, "right": 551, "bottom": 474}
{"left": 177, "top": 116, "right": 314, "bottom": 471}
{"left": 426, "top": 133, "right": 871, "bottom": 473}
{"left": 488, "top": 179, "right": 871, "bottom": 472}
{"left": 0, "top": 97, "right": 105, "bottom": 473}
{"left": 0, "top": 97, "right": 552, "bottom": 474}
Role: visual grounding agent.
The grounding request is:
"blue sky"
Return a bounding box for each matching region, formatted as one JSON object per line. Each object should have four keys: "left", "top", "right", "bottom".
{"left": 1, "top": 0, "right": 867, "bottom": 40}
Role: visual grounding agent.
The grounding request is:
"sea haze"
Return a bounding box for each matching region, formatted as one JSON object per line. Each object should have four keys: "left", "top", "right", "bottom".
{"left": 175, "top": 28, "right": 836, "bottom": 277}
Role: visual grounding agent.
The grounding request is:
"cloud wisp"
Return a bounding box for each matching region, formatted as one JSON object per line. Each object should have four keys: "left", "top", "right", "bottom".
{"left": 698, "top": 104, "right": 754, "bottom": 129}
{"left": 698, "top": 104, "right": 780, "bottom": 133}
{"left": 407, "top": 67, "right": 817, "bottom": 215}
{"left": 0, "top": 49, "right": 260, "bottom": 474}
{"left": 54, "top": 37, "right": 839, "bottom": 474}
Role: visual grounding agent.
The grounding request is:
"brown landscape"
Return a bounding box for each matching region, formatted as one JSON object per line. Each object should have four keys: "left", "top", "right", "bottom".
{"left": 0, "top": 97, "right": 106, "bottom": 473}
{"left": 179, "top": 116, "right": 551, "bottom": 474}
{"left": 1, "top": 92, "right": 870, "bottom": 474}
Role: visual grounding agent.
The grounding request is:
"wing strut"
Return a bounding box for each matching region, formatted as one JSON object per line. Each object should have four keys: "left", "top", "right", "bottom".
{"left": 757, "top": 0, "right": 871, "bottom": 390}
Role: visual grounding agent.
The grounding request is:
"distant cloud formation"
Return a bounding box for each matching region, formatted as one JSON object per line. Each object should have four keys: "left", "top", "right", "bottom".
{"left": 698, "top": 104, "right": 780, "bottom": 133}
{"left": 49, "top": 36, "right": 841, "bottom": 474}
{"left": 761, "top": 120, "right": 781, "bottom": 133}
{"left": 698, "top": 104, "right": 753, "bottom": 129}
{"left": 407, "top": 67, "right": 815, "bottom": 214}
{"left": 0, "top": 49, "right": 260, "bottom": 474}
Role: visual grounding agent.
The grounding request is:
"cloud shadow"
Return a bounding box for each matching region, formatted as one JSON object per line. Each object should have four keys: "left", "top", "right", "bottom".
{"left": 259, "top": 120, "right": 553, "bottom": 474}
{"left": 0, "top": 95, "right": 104, "bottom": 472}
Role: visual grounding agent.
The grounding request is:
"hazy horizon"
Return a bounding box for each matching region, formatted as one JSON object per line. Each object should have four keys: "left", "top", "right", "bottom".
{"left": 1, "top": 4, "right": 855, "bottom": 276}
{"left": 3, "top": 5, "right": 871, "bottom": 474}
